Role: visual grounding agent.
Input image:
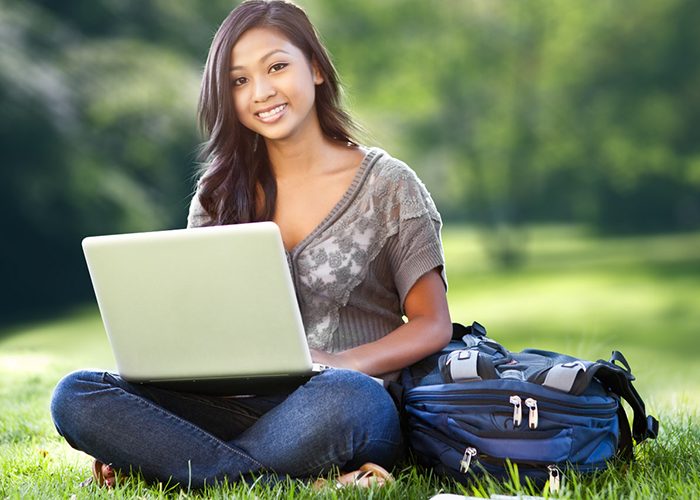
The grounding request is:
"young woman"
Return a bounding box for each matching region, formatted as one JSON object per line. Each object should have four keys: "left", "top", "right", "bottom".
{"left": 51, "top": 0, "right": 451, "bottom": 489}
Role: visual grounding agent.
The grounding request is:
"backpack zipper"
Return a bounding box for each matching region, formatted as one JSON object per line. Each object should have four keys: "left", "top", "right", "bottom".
{"left": 548, "top": 465, "right": 561, "bottom": 493}
{"left": 510, "top": 395, "right": 522, "bottom": 426}
{"left": 413, "top": 422, "right": 609, "bottom": 474}
{"left": 525, "top": 398, "right": 539, "bottom": 429}
{"left": 416, "top": 424, "right": 548, "bottom": 469}
{"left": 407, "top": 389, "right": 616, "bottom": 418}
{"left": 460, "top": 447, "right": 477, "bottom": 473}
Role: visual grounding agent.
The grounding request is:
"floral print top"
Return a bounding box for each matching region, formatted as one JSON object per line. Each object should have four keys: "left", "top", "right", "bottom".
{"left": 187, "top": 148, "right": 446, "bottom": 355}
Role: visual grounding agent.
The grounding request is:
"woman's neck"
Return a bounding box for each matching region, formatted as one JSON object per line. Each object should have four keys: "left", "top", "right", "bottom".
{"left": 265, "top": 132, "right": 343, "bottom": 180}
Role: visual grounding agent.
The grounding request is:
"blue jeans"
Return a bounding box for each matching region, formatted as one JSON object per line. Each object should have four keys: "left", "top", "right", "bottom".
{"left": 50, "top": 369, "right": 404, "bottom": 488}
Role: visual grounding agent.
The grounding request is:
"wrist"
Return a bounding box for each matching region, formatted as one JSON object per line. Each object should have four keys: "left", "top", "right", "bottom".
{"left": 336, "top": 349, "right": 363, "bottom": 373}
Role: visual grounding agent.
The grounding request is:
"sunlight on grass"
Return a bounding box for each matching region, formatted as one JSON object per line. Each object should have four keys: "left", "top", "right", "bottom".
{"left": 0, "top": 354, "right": 52, "bottom": 374}
{"left": 0, "top": 305, "right": 115, "bottom": 374}
{"left": 442, "top": 225, "right": 700, "bottom": 410}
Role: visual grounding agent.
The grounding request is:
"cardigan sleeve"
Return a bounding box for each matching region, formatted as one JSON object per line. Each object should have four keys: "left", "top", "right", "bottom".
{"left": 377, "top": 160, "right": 447, "bottom": 311}
{"left": 392, "top": 214, "right": 446, "bottom": 312}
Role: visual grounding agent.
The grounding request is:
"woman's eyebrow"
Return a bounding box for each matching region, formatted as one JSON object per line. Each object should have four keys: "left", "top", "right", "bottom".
{"left": 230, "top": 49, "right": 291, "bottom": 72}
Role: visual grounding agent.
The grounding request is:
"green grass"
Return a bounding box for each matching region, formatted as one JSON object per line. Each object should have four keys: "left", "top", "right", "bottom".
{"left": 1, "top": 225, "right": 699, "bottom": 499}
{"left": 444, "top": 225, "right": 700, "bottom": 407}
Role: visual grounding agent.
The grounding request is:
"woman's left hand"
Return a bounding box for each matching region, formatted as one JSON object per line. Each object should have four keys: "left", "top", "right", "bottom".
{"left": 310, "top": 348, "right": 359, "bottom": 371}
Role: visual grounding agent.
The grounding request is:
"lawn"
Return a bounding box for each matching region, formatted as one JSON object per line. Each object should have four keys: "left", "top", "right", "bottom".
{"left": 443, "top": 225, "right": 700, "bottom": 407}
{"left": 1, "top": 225, "right": 699, "bottom": 499}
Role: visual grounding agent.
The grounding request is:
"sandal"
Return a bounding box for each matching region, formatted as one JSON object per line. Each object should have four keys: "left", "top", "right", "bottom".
{"left": 313, "top": 462, "right": 394, "bottom": 489}
{"left": 79, "top": 459, "right": 120, "bottom": 488}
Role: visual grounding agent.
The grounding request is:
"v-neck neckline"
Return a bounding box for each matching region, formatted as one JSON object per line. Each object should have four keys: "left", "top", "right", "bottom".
{"left": 286, "top": 147, "right": 380, "bottom": 257}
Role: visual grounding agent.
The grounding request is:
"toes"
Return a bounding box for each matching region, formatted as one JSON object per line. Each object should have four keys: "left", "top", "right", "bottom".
{"left": 312, "top": 463, "right": 393, "bottom": 490}
{"left": 91, "top": 459, "right": 118, "bottom": 488}
{"left": 354, "top": 471, "right": 385, "bottom": 487}
{"left": 102, "top": 463, "right": 115, "bottom": 479}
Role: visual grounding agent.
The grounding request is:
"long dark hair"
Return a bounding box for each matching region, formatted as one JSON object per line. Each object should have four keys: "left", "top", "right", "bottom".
{"left": 197, "top": 0, "right": 362, "bottom": 225}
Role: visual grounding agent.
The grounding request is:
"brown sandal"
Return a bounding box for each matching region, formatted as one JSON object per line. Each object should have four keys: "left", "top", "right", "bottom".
{"left": 79, "top": 459, "right": 120, "bottom": 488}
{"left": 312, "top": 462, "right": 394, "bottom": 489}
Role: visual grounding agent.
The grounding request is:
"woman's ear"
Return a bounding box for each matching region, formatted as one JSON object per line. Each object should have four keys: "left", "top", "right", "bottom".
{"left": 311, "top": 58, "right": 324, "bottom": 85}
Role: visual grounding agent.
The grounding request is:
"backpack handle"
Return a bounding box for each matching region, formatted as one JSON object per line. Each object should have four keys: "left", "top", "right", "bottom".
{"left": 609, "top": 350, "right": 632, "bottom": 374}
{"left": 451, "top": 321, "right": 487, "bottom": 340}
{"left": 589, "top": 355, "right": 659, "bottom": 443}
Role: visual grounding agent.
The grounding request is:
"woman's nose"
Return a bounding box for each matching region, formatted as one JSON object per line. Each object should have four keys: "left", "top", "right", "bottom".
{"left": 253, "top": 77, "right": 276, "bottom": 102}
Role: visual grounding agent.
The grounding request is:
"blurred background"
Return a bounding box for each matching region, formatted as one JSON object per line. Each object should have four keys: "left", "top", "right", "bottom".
{"left": 0, "top": 0, "right": 698, "bottom": 403}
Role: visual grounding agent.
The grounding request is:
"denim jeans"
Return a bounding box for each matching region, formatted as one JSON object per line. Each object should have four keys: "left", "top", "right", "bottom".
{"left": 50, "top": 368, "right": 404, "bottom": 488}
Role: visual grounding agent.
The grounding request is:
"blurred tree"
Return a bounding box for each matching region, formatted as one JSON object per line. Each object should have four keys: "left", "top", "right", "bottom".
{"left": 0, "top": 0, "right": 225, "bottom": 320}
{"left": 316, "top": 0, "right": 700, "bottom": 265}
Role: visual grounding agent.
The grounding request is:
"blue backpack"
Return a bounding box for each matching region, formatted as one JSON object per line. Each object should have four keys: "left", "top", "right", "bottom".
{"left": 401, "top": 322, "right": 659, "bottom": 488}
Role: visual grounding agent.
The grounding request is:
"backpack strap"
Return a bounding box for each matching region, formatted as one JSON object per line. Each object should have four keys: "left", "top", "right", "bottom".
{"left": 447, "top": 350, "right": 481, "bottom": 382}
{"left": 542, "top": 361, "right": 590, "bottom": 393}
{"left": 451, "top": 321, "right": 487, "bottom": 341}
{"left": 441, "top": 322, "right": 503, "bottom": 383}
{"left": 535, "top": 350, "right": 658, "bottom": 445}
{"left": 608, "top": 350, "right": 632, "bottom": 372}
{"left": 616, "top": 403, "right": 634, "bottom": 460}
{"left": 440, "top": 348, "right": 499, "bottom": 383}
{"left": 590, "top": 352, "right": 659, "bottom": 443}
{"left": 458, "top": 321, "right": 509, "bottom": 359}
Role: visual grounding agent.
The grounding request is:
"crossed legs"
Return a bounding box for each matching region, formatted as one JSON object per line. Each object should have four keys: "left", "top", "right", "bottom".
{"left": 51, "top": 368, "right": 403, "bottom": 488}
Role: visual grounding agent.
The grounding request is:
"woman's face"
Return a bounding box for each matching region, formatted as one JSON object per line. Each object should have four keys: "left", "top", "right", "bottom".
{"left": 229, "top": 27, "right": 324, "bottom": 143}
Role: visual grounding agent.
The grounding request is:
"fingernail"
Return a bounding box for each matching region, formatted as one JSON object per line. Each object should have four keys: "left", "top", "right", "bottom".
{"left": 104, "top": 466, "right": 112, "bottom": 474}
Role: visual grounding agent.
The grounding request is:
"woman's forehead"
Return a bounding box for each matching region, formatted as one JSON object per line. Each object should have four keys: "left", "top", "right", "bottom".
{"left": 229, "top": 27, "right": 298, "bottom": 69}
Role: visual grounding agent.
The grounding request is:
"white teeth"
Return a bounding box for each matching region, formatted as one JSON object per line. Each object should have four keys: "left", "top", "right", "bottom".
{"left": 257, "top": 104, "right": 286, "bottom": 118}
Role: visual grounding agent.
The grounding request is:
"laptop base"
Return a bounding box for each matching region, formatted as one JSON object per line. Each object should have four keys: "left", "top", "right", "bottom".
{"left": 136, "top": 373, "right": 318, "bottom": 396}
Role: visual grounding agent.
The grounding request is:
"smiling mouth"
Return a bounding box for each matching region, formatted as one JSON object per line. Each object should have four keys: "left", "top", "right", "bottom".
{"left": 256, "top": 104, "right": 287, "bottom": 119}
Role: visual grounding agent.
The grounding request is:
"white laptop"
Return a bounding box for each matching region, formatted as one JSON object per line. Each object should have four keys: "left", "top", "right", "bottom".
{"left": 82, "top": 221, "right": 327, "bottom": 395}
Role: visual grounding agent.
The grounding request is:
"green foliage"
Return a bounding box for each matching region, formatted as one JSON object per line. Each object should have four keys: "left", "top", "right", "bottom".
{"left": 318, "top": 0, "right": 700, "bottom": 237}
{"left": 0, "top": 0, "right": 227, "bottom": 318}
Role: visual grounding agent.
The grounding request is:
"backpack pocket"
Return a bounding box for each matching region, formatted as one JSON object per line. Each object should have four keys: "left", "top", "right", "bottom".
{"left": 405, "top": 379, "right": 619, "bottom": 466}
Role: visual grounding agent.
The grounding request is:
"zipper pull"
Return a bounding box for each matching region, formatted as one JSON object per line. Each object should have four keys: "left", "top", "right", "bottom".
{"left": 460, "top": 447, "right": 477, "bottom": 473}
{"left": 509, "top": 395, "right": 522, "bottom": 427}
{"left": 525, "top": 398, "right": 539, "bottom": 429}
{"left": 547, "top": 465, "right": 561, "bottom": 493}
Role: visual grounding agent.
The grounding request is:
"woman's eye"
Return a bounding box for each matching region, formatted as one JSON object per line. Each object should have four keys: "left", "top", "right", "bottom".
{"left": 269, "top": 62, "right": 288, "bottom": 73}
{"left": 232, "top": 77, "right": 247, "bottom": 87}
